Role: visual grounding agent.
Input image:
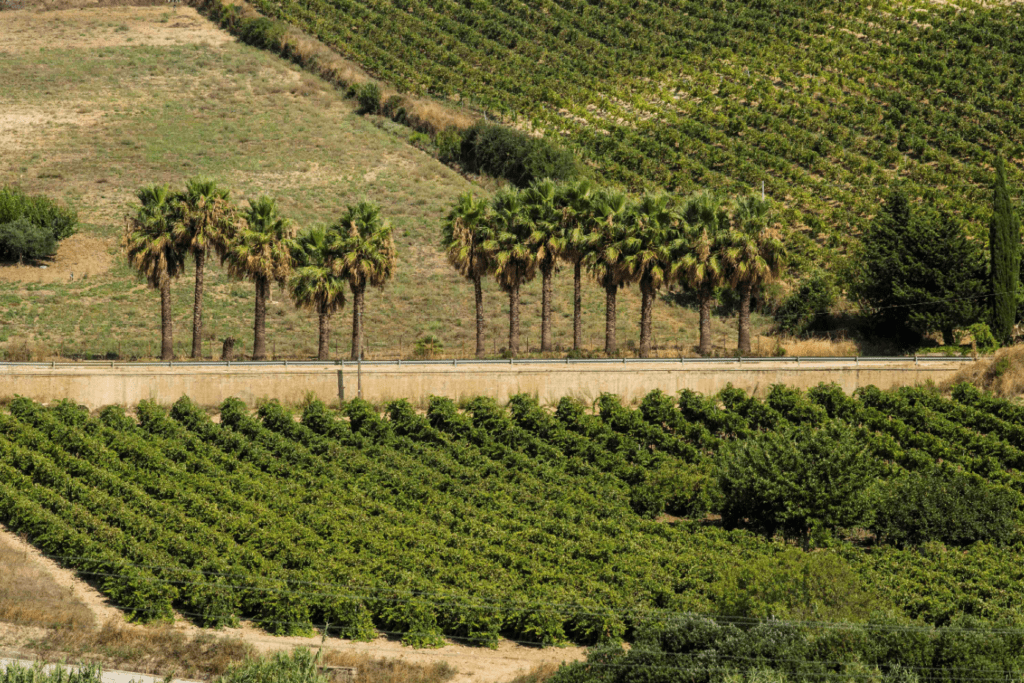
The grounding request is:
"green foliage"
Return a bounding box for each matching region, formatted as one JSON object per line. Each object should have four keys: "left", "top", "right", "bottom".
{"left": 1, "top": 662, "right": 103, "bottom": 683}
{"left": 435, "top": 127, "right": 463, "bottom": 164}
{"left": 874, "top": 467, "right": 1021, "bottom": 548}
{"left": 772, "top": 270, "right": 837, "bottom": 336}
{"left": 718, "top": 421, "right": 876, "bottom": 544}
{"left": 413, "top": 334, "right": 444, "bottom": 358}
{"left": 968, "top": 322, "right": 998, "bottom": 354}
{"left": 989, "top": 158, "right": 1020, "bottom": 343}
{"left": 214, "top": 648, "right": 327, "bottom": 683}
{"left": 855, "top": 186, "right": 987, "bottom": 347}
{"left": 356, "top": 82, "right": 382, "bottom": 115}
{"left": 0, "top": 217, "right": 57, "bottom": 261}
{"left": 460, "top": 121, "right": 580, "bottom": 187}
{"left": 236, "top": 16, "right": 287, "bottom": 50}
{"left": 0, "top": 185, "right": 77, "bottom": 261}
{"left": 710, "top": 549, "right": 881, "bottom": 623}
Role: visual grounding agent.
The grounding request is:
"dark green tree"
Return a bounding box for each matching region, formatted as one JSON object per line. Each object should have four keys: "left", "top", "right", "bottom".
{"left": 856, "top": 187, "right": 986, "bottom": 347}
{"left": 989, "top": 158, "right": 1020, "bottom": 343}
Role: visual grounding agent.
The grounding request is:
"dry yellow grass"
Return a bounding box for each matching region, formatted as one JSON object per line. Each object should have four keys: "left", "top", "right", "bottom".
{"left": 0, "top": 538, "right": 94, "bottom": 630}
{"left": 321, "top": 650, "right": 457, "bottom": 683}
{"left": 944, "top": 344, "right": 1024, "bottom": 397}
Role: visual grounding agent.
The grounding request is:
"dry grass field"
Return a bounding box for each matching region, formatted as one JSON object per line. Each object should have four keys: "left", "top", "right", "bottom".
{"left": 0, "top": 1, "right": 796, "bottom": 361}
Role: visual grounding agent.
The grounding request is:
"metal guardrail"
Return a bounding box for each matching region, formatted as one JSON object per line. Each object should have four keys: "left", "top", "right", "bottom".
{"left": 0, "top": 355, "right": 985, "bottom": 369}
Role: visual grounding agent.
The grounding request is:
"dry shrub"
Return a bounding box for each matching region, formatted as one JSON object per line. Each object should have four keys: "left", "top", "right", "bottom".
{"left": 319, "top": 650, "right": 456, "bottom": 683}
{"left": 943, "top": 344, "right": 1024, "bottom": 397}
{"left": 0, "top": 541, "right": 94, "bottom": 630}
{"left": 2, "top": 340, "right": 50, "bottom": 361}
{"left": 34, "top": 620, "right": 252, "bottom": 679}
{"left": 507, "top": 664, "right": 561, "bottom": 683}
{"left": 772, "top": 335, "right": 860, "bottom": 358}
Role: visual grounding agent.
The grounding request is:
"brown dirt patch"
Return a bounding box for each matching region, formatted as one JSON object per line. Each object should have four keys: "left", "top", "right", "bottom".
{"left": 0, "top": 6, "right": 232, "bottom": 52}
{"left": 0, "top": 233, "right": 114, "bottom": 283}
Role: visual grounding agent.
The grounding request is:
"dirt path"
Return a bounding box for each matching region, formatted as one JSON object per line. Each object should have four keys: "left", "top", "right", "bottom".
{"left": 0, "top": 523, "right": 587, "bottom": 682}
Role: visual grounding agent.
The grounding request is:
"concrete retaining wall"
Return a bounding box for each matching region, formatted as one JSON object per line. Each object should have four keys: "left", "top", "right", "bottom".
{"left": 0, "top": 358, "right": 975, "bottom": 408}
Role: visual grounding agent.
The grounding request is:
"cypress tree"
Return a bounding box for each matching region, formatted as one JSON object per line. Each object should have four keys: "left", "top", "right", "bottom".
{"left": 990, "top": 158, "right": 1020, "bottom": 344}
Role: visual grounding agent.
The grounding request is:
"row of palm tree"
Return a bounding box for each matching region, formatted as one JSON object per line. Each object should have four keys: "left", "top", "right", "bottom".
{"left": 442, "top": 179, "right": 786, "bottom": 359}
{"left": 123, "top": 178, "right": 395, "bottom": 361}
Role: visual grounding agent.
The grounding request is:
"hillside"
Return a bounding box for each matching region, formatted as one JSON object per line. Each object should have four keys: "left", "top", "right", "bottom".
{"left": 0, "top": 3, "right": 783, "bottom": 361}
{"left": 1, "top": 383, "right": 1023, "bottom": 680}
{"left": 247, "top": 0, "right": 1024, "bottom": 248}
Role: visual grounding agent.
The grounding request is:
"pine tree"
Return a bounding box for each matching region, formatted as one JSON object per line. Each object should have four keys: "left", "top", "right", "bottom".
{"left": 856, "top": 186, "right": 986, "bottom": 347}
{"left": 990, "top": 158, "right": 1020, "bottom": 344}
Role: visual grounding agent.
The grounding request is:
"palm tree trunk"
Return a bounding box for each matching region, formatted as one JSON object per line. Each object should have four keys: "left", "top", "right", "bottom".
{"left": 639, "top": 274, "right": 654, "bottom": 359}
{"left": 317, "top": 303, "right": 330, "bottom": 361}
{"left": 698, "top": 291, "right": 713, "bottom": 357}
{"left": 191, "top": 249, "right": 205, "bottom": 359}
{"left": 604, "top": 284, "right": 617, "bottom": 356}
{"left": 160, "top": 273, "right": 173, "bottom": 361}
{"left": 350, "top": 283, "right": 365, "bottom": 361}
{"left": 573, "top": 260, "right": 583, "bottom": 352}
{"left": 738, "top": 281, "right": 753, "bottom": 355}
{"left": 508, "top": 283, "right": 520, "bottom": 355}
{"left": 541, "top": 262, "right": 554, "bottom": 353}
{"left": 253, "top": 276, "right": 268, "bottom": 361}
{"left": 474, "top": 275, "right": 485, "bottom": 359}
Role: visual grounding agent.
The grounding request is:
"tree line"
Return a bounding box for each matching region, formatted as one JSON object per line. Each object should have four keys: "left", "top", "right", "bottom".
{"left": 122, "top": 178, "right": 395, "bottom": 361}
{"left": 442, "top": 179, "right": 786, "bottom": 358}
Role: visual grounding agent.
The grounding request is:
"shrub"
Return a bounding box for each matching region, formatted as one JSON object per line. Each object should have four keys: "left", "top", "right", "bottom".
{"left": 459, "top": 121, "right": 580, "bottom": 187}
{"left": 436, "top": 127, "right": 463, "bottom": 163}
{"left": 214, "top": 648, "right": 327, "bottom": 683}
{"left": 718, "top": 422, "right": 876, "bottom": 544}
{"left": 237, "top": 17, "right": 287, "bottom": 50}
{"left": 873, "top": 467, "right": 1021, "bottom": 547}
{"left": 968, "top": 322, "right": 998, "bottom": 354}
{"left": 0, "top": 185, "right": 78, "bottom": 244}
{"left": 381, "top": 94, "right": 407, "bottom": 124}
{"left": 0, "top": 662, "right": 103, "bottom": 682}
{"left": 773, "top": 270, "right": 838, "bottom": 336}
{"left": 0, "top": 216, "right": 58, "bottom": 261}
{"left": 356, "top": 82, "right": 382, "bottom": 115}
{"left": 413, "top": 335, "right": 444, "bottom": 358}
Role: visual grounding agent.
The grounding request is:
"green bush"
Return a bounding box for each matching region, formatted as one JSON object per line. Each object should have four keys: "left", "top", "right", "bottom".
{"left": 772, "top": 271, "right": 838, "bottom": 336}
{"left": 215, "top": 648, "right": 327, "bottom": 683}
{"left": 356, "top": 82, "right": 382, "bottom": 115}
{"left": 873, "top": 467, "right": 1021, "bottom": 547}
{"left": 237, "top": 16, "right": 287, "bottom": 50}
{"left": 381, "top": 94, "right": 407, "bottom": 123}
{"left": 718, "top": 422, "right": 876, "bottom": 544}
{"left": 459, "top": 121, "right": 580, "bottom": 187}
{"left": 0, "top": 216, "right": 58, "bottom": 261}
{"left": 968, "top": 322, "right": 998, "bottom": 353}
{"left": 1, "top": 662, "right": 103, "bottom": 683}
{"left": 436, "top": 127, "right": 463, "bottom": 163}
{"left": 0, "top": 185, "right": 78, "bottom": 249}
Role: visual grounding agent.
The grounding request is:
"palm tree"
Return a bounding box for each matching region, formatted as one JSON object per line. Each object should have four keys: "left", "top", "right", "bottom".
{"left": 171, "top": 177, "right": 239, "bottom": 359}
{"left": 524, "top": 178, "right": 562, "bottom": 353}
{"left": 484, "top": 188, "right": 536, "bottom": 355}
{"left": 225, "top": 196, "right": 294, "bottom": 360}
{"left": 675, "top": 191, "right": 729, "bottom": 356}
{"left": 586, "top": 189, "right": 631, "bottom": 356}
{"left": 555, "top": 179, "right": 596, "bottom": 352}
{"left": 333, "top": 202, "right": 396, "bottom": 360}
{"left": 441, "top": 192, "right": 492, "bottom": 359}
{"left": 726, "top": 195, "right": 786, "bottom": 355}
{"left": 289, "top": 225, "right": 347, "bottom": 360}
{"left": 123, "top": 185, "right": 185, "bottom": 361}
{"left": 622, "top": 193, "right": 675, "bottom": 359}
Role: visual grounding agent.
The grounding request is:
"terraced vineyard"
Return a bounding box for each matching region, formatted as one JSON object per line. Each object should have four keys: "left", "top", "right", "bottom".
{"left": 1, "top": 383, "right": 1024, "bottom": 659}
{"left": 243, "top": 0, "right": 1024, "bottom": 243}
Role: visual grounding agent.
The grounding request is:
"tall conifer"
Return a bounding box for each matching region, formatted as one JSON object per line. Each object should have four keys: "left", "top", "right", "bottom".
{"left": 990, "top": 158, "right": 1020, "bottom": 344}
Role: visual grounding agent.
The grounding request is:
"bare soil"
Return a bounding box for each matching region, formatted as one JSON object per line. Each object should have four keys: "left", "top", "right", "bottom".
{"left": 0, "top": 233, "right": 115, "bottom": 283}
